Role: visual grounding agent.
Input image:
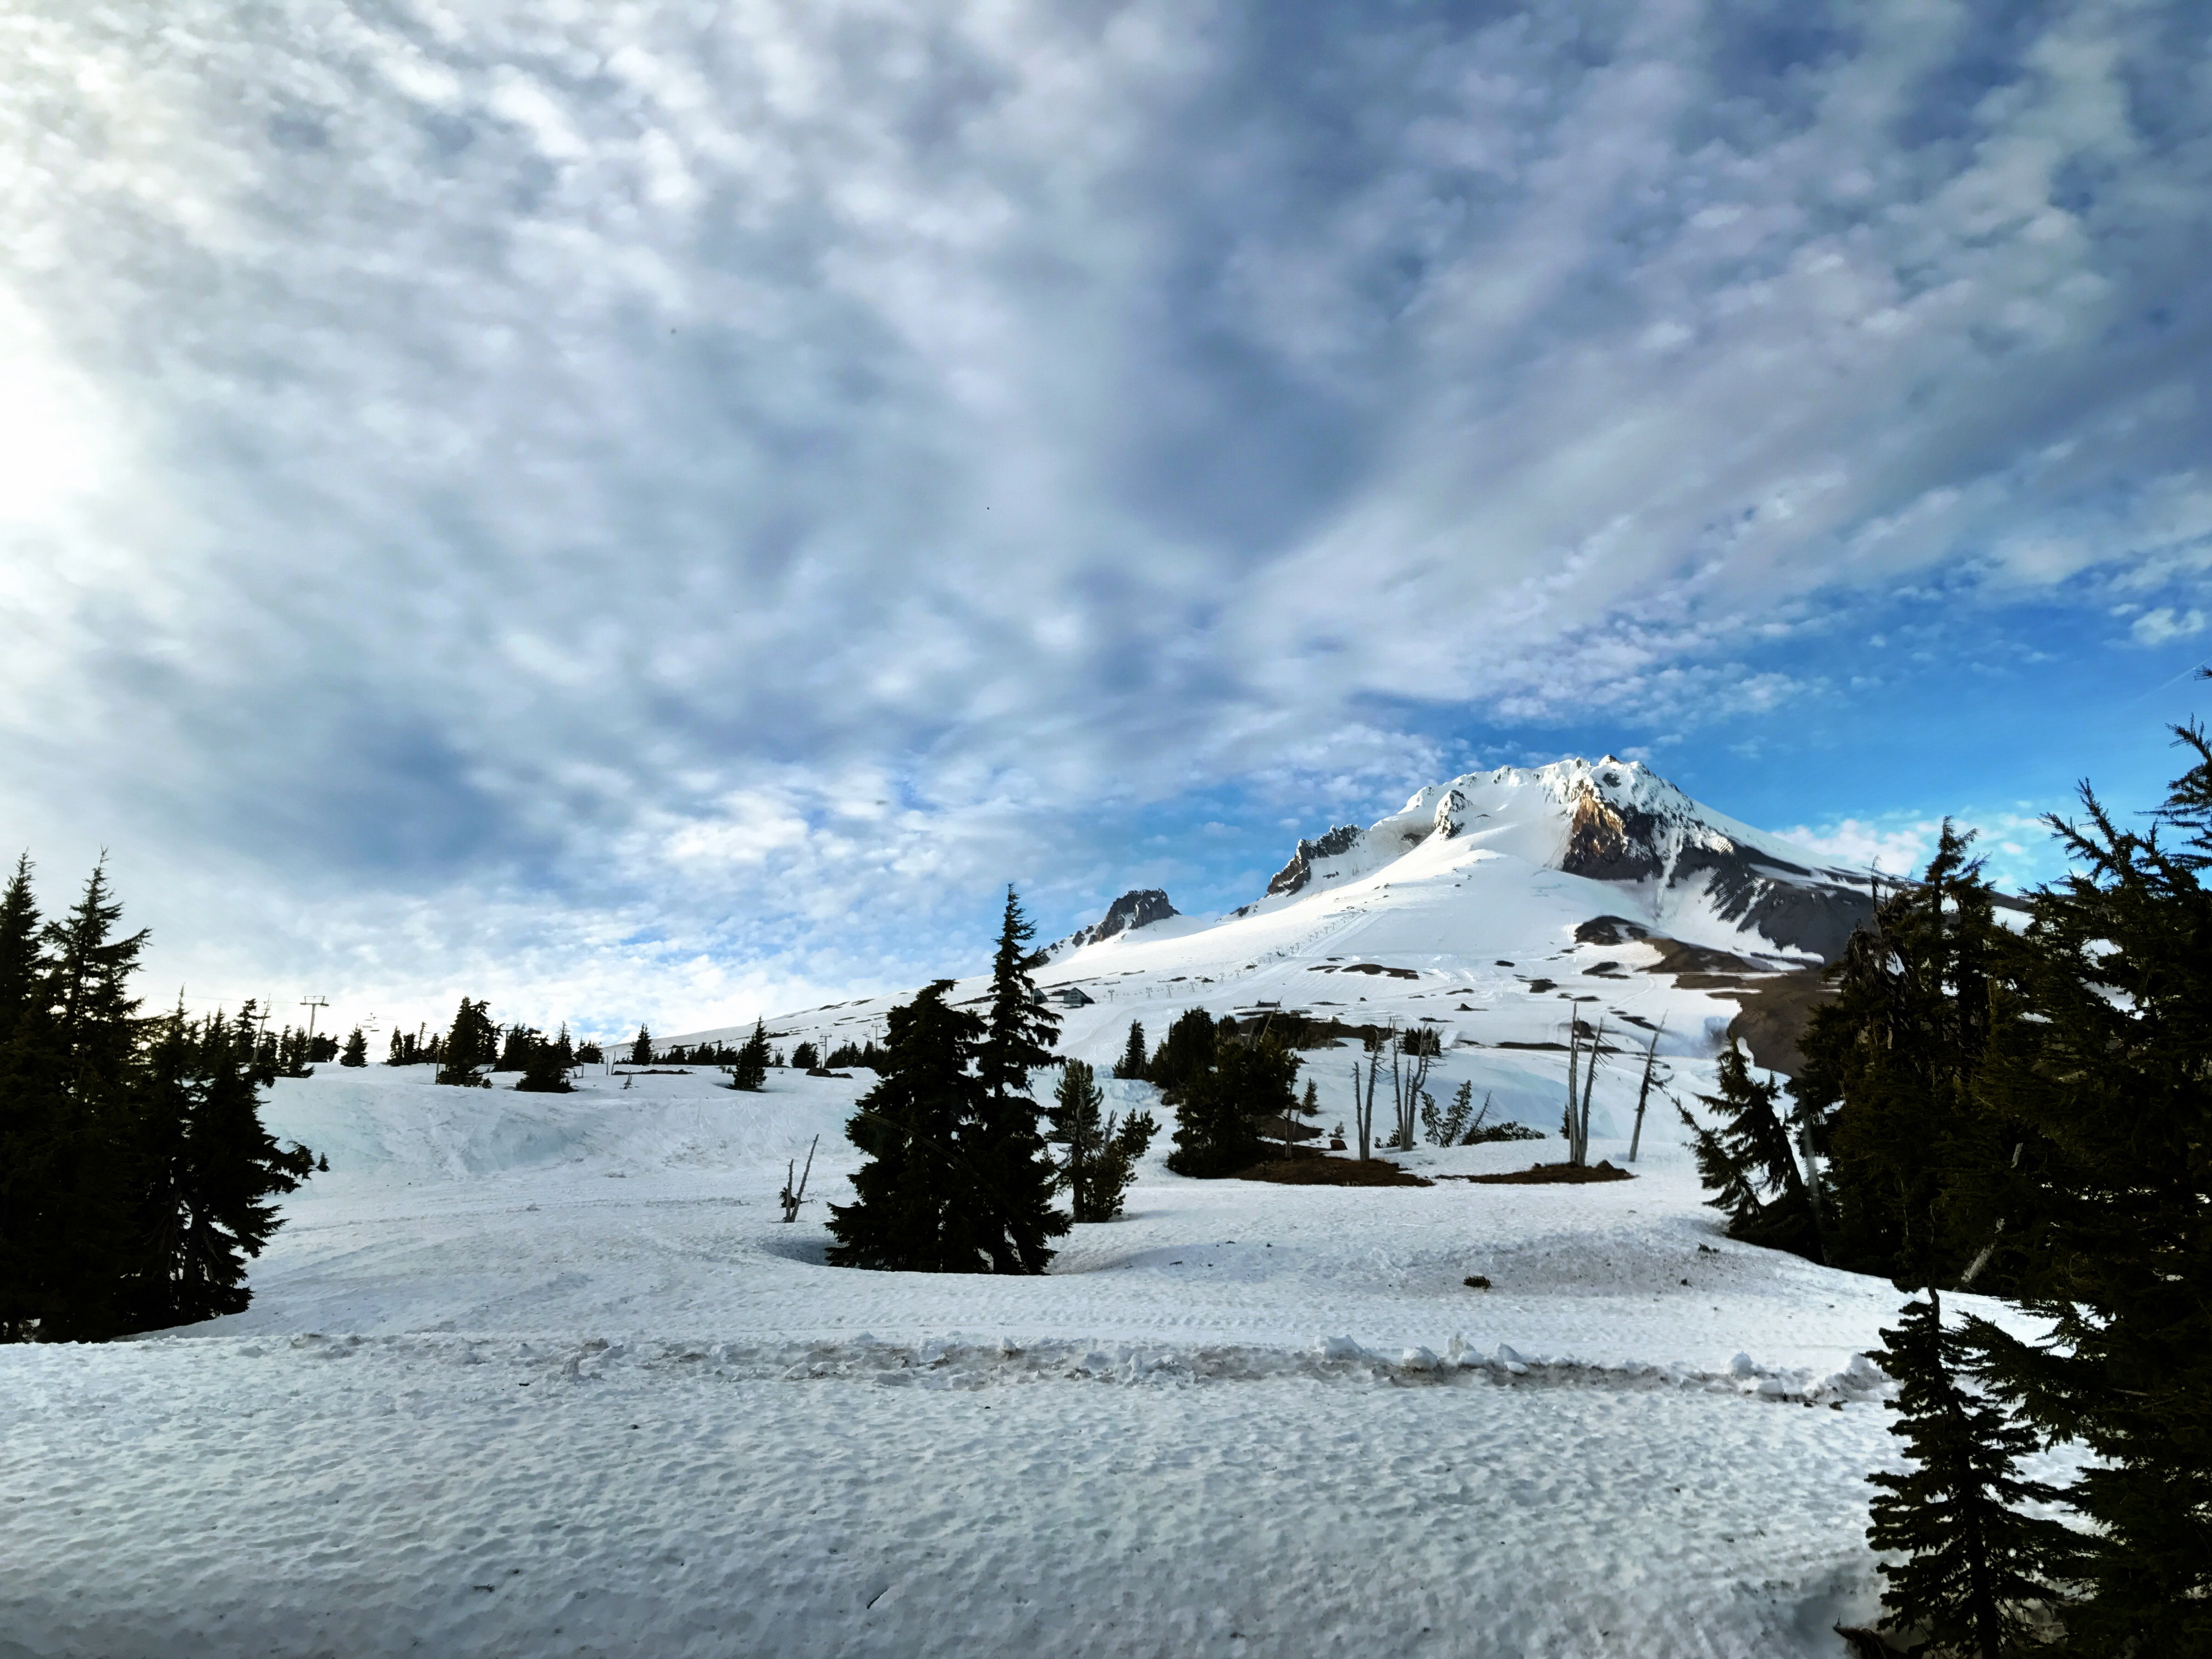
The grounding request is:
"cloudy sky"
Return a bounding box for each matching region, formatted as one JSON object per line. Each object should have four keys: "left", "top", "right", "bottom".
{"left": 5, "top": 0, "right": 2211, "bottom": 1040}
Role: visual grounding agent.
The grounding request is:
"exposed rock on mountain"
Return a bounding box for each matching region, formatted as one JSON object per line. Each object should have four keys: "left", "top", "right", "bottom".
{"left": 1059, "top": 888, "right": 1179, "bottom": 951}
{"left": 1267, "top": 826, "right": 1362, "bottom": 897}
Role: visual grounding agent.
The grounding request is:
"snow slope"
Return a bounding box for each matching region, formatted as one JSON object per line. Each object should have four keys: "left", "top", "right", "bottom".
{"left": 680, "top": 757, "right": 1875, "bottom": 1092}
{"left": 1, "top": 1058, "right": 2075, "bottom": 1658}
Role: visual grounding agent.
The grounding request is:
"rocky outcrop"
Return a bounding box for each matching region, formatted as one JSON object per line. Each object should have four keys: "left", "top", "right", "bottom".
{"left": 1267, "top": 825, "right": 1363, "bottom": 897}
{"left": 1062, "top": 889, "right": 1179, "bottom": 950}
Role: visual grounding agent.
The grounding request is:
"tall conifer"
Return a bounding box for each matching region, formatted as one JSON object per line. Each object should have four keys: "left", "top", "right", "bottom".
{"left": 1866, "top": 1291, "right": 2080, "bottom": 1658}
{"left": 1679, "top": 1042, "right": 1819, "bottom": 1260}
{"left": 826, "top": 983, "right": 991, "bottom": 1272}
{"left": 969, "top": 887, "right": 1068, "bottom": 1273}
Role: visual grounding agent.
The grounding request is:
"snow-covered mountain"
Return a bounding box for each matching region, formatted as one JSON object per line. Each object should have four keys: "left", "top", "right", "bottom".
{"left": 675, "top": 757, "right": 1874, "bottom": 1090}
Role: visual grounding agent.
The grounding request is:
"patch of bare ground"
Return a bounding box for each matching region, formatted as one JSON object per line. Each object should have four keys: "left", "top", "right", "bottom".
{"left": 1232, "top": 1148, "right": 1433, "bottom": 1188}
{"left": 1451, "top": 1159, "right": 1634, "bottom": 1185}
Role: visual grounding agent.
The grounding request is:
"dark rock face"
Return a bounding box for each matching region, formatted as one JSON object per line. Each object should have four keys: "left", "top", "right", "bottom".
{"left": 1574, "top": 915, "right": 1650, "bottom": 946}
{"left": 1557, "top": 794, "right": 1873, "bottom": 963}
{"left": 1267, "top": 825, "right": 1363, "bottom": 897}
{"left": 1064, "top": 889, "right": 1179, "bottom": 950}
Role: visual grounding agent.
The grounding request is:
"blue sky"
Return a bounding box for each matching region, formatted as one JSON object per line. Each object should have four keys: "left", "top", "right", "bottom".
{"left": 4, "top": 0, "right": 2211, "bottom": 1038}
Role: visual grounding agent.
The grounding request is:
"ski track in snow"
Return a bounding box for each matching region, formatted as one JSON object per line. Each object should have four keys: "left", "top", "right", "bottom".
{"left": 0, "top": 1064, "right": 2060, "bottom": 1657}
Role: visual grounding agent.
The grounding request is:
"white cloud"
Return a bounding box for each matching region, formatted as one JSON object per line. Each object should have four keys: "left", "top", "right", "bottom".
{"left": 1, "top": 0, "right": 2210, "bottom": 1025}
{"left": 2132, "top": 606, "right": 2207, "bottom": 646}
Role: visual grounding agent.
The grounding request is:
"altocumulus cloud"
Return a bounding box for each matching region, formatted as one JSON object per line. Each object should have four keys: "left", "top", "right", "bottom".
{"left": 2, "top": 0, "right": 2210, "bottom": 1031}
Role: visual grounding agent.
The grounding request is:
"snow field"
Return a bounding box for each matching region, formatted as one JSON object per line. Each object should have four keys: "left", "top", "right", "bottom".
{"left": 0, "top": 1063, "right": 2053, "bottom": 1656}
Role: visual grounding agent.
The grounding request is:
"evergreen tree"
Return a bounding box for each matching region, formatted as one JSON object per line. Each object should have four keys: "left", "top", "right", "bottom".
{"left": 386, "top": 1029, "right": 404, "bottom": 1065}
{"left": 1796, "top": 824, "right": 2011, "bottom": 1286}
{"left": 1960, "top": 724, "right": 2212, "bottom": 1653}
{"left": 1113, "top": 1020, "right": 1147, "bottom": 1081}
{"left": 1866, "top": 1291, "right": 2081, "bottom": 1658}
{"left": 514, "top": 1036, "right": 574, "bottom": 1093}
{"left": 120, "top": 1007, "right": 316, "bottom": 1331}
{"left": 967, "top": 886, "right": 1068, "bottom": 1273}
{"left": 339, "top": 1027, "right": 368, "bottom": 1068}
{"left": 435, "top": 998, "right": 497, "bottom": 1087}
{"left": 629, "top": 1025, "right": 653, "bottom": 1067}
{"left": 1679, "top": 1041, "right": 1819, "bottom": 1259}
{"left": 576, "top": 1039, "right": 603, "bottom": 1066}
{"left": 825, "top": 983, "right": 993, "bottom": 1272}
{"left": 790, "top": 1040, "right": 819, "bottom": 1072}
{"left": 1167, "top": 1034, "right": 1298, "bottom": 1178}
{"left": 550, "top": 1023, "right": 575, "bottom": 1070}
{"left": 1045, "top": 1058, "right": 1135, "bottom": 1222}
{"left": 495, "top": 1023, "right": 536, "bottom": 1072}
{"left": 0, "top": 856, "right": 55, "bottom": 1340}
{"left": 1147, "top": 1007, "right": 1217, "bottom": 1095}
{"left": 727, "top": 1019, "right": 770, "bottom": 1091}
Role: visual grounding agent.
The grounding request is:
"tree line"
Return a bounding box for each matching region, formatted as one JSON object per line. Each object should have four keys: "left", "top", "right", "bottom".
{"left": 1681, "top": 713, "right": 2212, "bottom": 1656}
{"left": 0, "top": 858, "right": 320, "bottom": 1341}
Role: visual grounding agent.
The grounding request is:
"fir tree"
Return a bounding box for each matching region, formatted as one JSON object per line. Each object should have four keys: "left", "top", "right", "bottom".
{"left": 967, "top": 887, "right": 1068, "bottom": 1273}
{"left": 0, "top": 856, "right": 54, "bottom": 1340}
{"left": 825, "top": 983, "right": 993, "bottom": 1272}
{"left": 629, "top": 1025, "right": 653, "bottom": 1067}
{"left": 1167, "top": 1034, "right": 1297, "bottom": 1178}
{"left": 1045, "top": 1058, "right": 1135, "bottom": 1223}
{"left": 1866, "top": 1291, "right": 2081, "bottom": 1658}
{"left": 435, "top": 998, "right": 496, "bottom": 1086}
{"left": 727, "top": 1019, "right": 770, "bottom": 1092}
{"left": 339, "top": 1027, "right": 368, "bottom": 1068}
{"left": 790, "top": 1040, "right": 819, "bottom": 1072}
{"left": 576, "top": 1039, "right": 603, "bottom": 1066}
{"left": 495, "top": 1023, "right": 535, "bottom": 1073}
{"left": 121, "top": 1008, "right": 315, "bottom": 1331}
{"left": 1147, "top": 1007, "right": 1217, "bottom": 1095}
{"left": 1959, "top": 722, "right": 2212, "bottom": 1653}
{"left": 1113, "top": 1020, "right": 1147, "bottom": 1081}
{"left": 550, "top": 1023, "right": 575, "bottom": 1071}
{"left": 1679, "top": 1041, "right": 1819, "bottom": 1260}
{"left": 386, "top": 1029, "right": 404, "bottom": 1065}
{"left": 1796, "top": 824, "right": 2010, "bottom": 1286}
{"left": 514, "top": 1036, "right": 574, "bottom": 1094}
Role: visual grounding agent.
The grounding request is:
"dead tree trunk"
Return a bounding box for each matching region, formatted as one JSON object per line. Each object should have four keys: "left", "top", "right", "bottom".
{"left": 1628, "top": 1022, "right": 1663, "bottom": 1163}
{"left": 780, "top": 1134, "right": 818, "bottom": 1222}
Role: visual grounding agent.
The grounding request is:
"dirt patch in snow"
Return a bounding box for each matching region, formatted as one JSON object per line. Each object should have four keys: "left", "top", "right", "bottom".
{"left": 1232, "top": 1155, "right": 1433, "bottom": 1188}
{"left": 1456, "top": 1160, "right": 1634, "bottom": 1186}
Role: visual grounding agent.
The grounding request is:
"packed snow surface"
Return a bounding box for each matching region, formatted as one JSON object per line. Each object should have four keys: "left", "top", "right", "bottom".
{"left": 2, "top": 1061, "right": 2068, "bottom": 1657}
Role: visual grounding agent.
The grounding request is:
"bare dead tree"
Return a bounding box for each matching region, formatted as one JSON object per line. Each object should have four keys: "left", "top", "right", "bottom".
{"left": 779, "top": 1134, "right": 818, "bottom": 1222}
{"left": 1628, "top": 1020, "right": 1665, "bottom": 1163}
{"left": 1561, "top": 1022, "right": 1582, "bottom": 1156}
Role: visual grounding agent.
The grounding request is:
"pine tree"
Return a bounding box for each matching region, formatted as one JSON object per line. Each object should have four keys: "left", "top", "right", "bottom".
{"left": 495, "top": 1023, "right": 535, "bottom": 1073}
{"left": 1167, "top": 1034, "right": 1297, "bottom": 1178}
{"left": 121, "top": 1008, "right": 315, "bottom": 1331}
{"left": 1797, "top": 824, "right": 2010, "bottom": 1286}
{"left": 1114, "top": 1020, "right": 1147, "bottom": 1081}
{"left": 727, "top": 1019, "right": 770, "bottom": 1092}
{"left": 826, "top": 983, "right": 993, "bottom": 1272}
{"left": 1960, "top": 723, "right": 2212, "bottom": 1653}
{"left": 514, "top": 1035, "right": 574, "bottom": 1093}
{"left": 386, "top": 1029, "right": 404, "bottom": 1065}
{"left": 629, "top": 1025, "right": 653, "bottom": 1067}
{"left": 0, "top": 856, "right": 54, "bottom": 1340}
{"left": 1148, "top": 1007, "right": 1216, "bottom": 1095}
{"left": 339, "top": 1027, "right": 368, "bottom": 1067}
{"left": 1045, "top": 1058, "right": 1135, "bottom": 1222}
{"left": 790, "top": 1040, "right": 819, "bottom": 1072}
{"left": 1866, "top": 1291, "right": 2081, "bottom": 1658}
{"left": 968, "top": 887, "right": 1068, "bottom": 1273}
{"left": 550, "top": 1023, "right": 575, "bottom": 1071}
{"left": 1679, "top": 1041, "right": 1819, "bottom": 1259}
{"left": 435, "top": 998, "right": 496, "bottom": 1087}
